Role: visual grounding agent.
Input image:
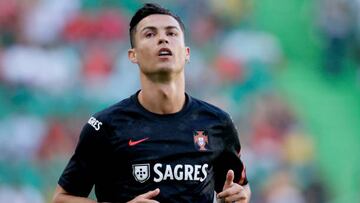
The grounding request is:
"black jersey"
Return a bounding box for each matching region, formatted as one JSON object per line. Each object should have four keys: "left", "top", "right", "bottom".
{"left": 58, "top": 91, "right": 248, "bottom": 203}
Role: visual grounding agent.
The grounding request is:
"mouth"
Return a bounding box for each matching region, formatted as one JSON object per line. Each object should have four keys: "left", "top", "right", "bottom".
{"left": 158, "top": 47, "right": 173, "bottom": 57}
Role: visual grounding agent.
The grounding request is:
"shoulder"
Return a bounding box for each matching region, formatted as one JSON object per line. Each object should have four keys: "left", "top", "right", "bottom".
{"left": 190, "top": 96, "right": 232, "bottom": 123}
{"left": 88, "top": 95, "right": 135, "bottom": 131}
{"left": 95, "top": 97, "right": 132, "bottom": 119}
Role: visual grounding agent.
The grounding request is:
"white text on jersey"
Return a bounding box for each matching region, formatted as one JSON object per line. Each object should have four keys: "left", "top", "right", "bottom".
{"left": 153, "top": 163, "right": 208, "bottom": 182}
{"left": 88, "top": 117, "right": 102, "bottom": 131}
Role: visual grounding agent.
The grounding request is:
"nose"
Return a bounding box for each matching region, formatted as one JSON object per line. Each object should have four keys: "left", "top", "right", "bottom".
{"left": 158, "top": 39, "right": 169, "bottom": 45}
{"left": 158, "top": 33, "right": 169, "bottom": 45}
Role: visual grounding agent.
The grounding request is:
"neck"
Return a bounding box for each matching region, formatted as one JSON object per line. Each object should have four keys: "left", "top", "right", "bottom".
{"left": 138, "top": 73, "right": 185, "bottom": 114}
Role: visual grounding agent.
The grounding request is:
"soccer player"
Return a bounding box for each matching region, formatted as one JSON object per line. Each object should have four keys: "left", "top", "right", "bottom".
{"left": 52, "top": 3, "right": 251, "bottom": 203}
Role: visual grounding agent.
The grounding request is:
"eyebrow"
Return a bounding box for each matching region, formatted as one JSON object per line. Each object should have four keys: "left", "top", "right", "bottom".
{"left": 140, "top": 26, "right": 180, "bottom": 33}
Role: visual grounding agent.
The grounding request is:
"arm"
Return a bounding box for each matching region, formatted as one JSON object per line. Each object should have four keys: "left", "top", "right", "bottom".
{"left": 55, "top": 117, "right": 161, "bottom": 203}
{"left": 52, "top": 185, "right": 96, "bottom": 203}
{"left": 53, "top": 118, "right": 104, "bottom": 203}
{"left": 52, "top": 185, "right": 161, "bottom": 203}
{"left": 215, "top": 114, "right": 250, "bottom": 202}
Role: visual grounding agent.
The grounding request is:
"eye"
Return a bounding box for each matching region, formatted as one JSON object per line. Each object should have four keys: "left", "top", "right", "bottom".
{"left": 167, "top": 31, "right": 177, "bottom": 37}
{"left": 145, "top": 32, "right": 155, "bottom": 38}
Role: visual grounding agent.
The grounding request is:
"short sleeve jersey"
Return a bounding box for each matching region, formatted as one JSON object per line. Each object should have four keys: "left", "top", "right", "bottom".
{"left": 58, "top": 91, "right": 248, "bottom": 203}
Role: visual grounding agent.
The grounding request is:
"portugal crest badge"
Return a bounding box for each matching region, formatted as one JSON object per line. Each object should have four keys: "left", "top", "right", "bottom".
{"left": 132, "top": 163, "right": 150, "bottom": 183}
{"left": 194, "top": 131, "right": 209, "bottom": 151}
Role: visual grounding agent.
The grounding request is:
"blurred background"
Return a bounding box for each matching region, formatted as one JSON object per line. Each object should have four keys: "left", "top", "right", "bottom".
{"left": 0, "top": 0, "right": 359, "bottom": 202}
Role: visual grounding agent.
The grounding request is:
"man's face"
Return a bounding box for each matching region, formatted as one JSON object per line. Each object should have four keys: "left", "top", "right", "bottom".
{"left": 128, "top": 14, "right": 190, "bottom": 77}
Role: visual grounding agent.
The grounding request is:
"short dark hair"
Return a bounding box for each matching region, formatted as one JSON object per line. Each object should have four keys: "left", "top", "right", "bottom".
{"left": 129, "top": 3, "right": 185, "bottom": 48}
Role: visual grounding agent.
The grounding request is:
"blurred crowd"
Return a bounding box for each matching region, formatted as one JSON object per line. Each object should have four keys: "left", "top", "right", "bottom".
{"left": 318, "top": 0, "right": 360, "bottom": 81}
{"left": 0, "top": 0, "right": 330, "bottom": 202}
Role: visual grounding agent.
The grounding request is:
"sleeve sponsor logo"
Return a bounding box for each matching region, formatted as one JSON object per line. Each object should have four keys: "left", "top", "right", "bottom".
{"left": 88, "top": 117, "right": 102, "bottom": 131}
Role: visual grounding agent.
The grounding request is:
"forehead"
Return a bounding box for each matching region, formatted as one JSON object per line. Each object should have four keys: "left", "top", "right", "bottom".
{"left": 136, "top": 14, "right": 181, "bottom": 32}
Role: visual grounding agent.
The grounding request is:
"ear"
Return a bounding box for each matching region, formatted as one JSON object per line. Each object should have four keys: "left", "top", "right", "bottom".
{"left": 128, "top": 48, "right": 138, "bottom": 64}
{"left": 185, "top": 47, "right": 190, "bottom": 62}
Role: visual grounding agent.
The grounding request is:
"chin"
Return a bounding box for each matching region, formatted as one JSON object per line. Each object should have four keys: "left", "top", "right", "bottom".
{"left": 154, "top": 63, "right": 177, "bottom": 72}
{"left": 141, "top": 63, "right": 183, "bottom": 76}
{"left": 158, "top": 66, "right": 183, "bottom": 74}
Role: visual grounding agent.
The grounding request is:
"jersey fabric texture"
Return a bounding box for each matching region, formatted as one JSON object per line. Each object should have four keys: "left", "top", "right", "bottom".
{"left": 58, "top": 91, "right": 248, "bottom": 203}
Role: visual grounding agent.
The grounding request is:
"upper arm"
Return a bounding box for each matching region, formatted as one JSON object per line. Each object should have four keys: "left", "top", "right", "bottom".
{"left": 214, "top": 114, "right": 248, "bottom": 192}
{"left": 58, "top": 117, "right": 109, "bottom": 197}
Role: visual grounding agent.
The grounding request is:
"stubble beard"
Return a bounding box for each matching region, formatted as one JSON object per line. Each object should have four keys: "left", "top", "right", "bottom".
{"left": 143, "top": 65, "right": 183, "bottom": 84}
